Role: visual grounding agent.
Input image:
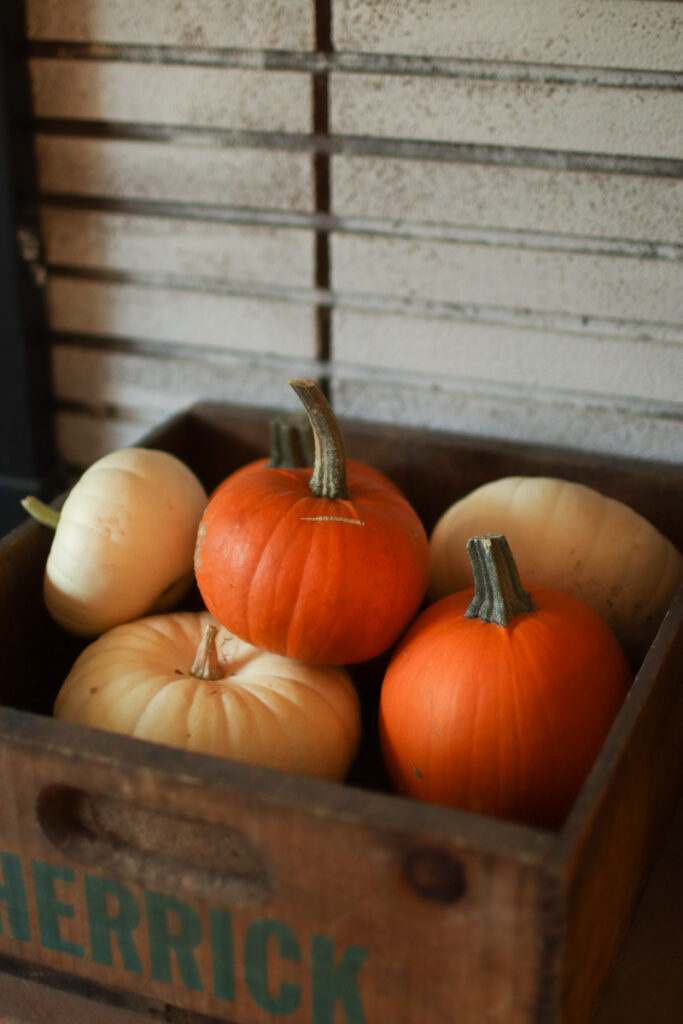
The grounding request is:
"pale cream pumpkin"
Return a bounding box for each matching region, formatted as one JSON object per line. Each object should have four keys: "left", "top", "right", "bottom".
{"left": 25, "top": 447, "right": 207, "bottom": 636}
{"left": 53, "top": 611, "right": 362, "bottom": 782}
{"left": 429, "top": 476, "right": 683, "bottom": 661}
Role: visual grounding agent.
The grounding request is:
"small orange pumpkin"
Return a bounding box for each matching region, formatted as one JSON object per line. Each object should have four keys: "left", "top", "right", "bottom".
{"left": 194, "top": 381, "right": 429, "bottom": 665}
{"left": 379, "top": 534, "right": 631, "bottom": 829}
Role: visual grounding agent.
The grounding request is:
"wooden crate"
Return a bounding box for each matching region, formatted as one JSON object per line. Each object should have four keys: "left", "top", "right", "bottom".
{"left": 1, "top": 402, "right": 682, "bottom": 1024}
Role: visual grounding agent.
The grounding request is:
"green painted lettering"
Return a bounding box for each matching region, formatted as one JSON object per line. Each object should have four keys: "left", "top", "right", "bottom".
{"left": 0, "top": 851, "right": 30, "bottom": 941}
{"left": 32, "top": 861, "right": 84, "bottom": 957}
{"left": 245, "top": 919, "right": 301, "bottom": 1015}
{"left": 85, "top": 874, "right": 142, "bottom": 974}
{"left": 312, "top": 935, "right": 369, "bottom": 1024}
{"left": 210, "top": 907, "right": 236, "bottom": 1001}
{"left": 145, "top": 891, "right": 203, "bottom": 992}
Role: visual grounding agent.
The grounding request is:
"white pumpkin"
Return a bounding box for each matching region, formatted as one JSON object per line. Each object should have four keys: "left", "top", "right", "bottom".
{"left": 26, "top": 447, "right": 207, "bottom": 636}
{"left": 54, "top": 611, "right": 362, "bottom": 782}
{"left": 429, "top": 476, "right": 683, "bottom": 660}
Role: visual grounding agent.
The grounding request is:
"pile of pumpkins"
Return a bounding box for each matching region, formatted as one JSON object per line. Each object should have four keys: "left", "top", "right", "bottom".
{"left": 25, "top": 380, "right": 683, "bottom": 830}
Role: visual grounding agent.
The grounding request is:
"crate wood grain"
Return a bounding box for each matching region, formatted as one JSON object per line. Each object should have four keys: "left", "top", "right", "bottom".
{"left": 1, "top": 404, "right": 683, "bottom": 1024}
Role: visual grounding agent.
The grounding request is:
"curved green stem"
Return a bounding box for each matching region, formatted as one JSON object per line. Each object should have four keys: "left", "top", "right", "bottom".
{"left": 21, "top": 495, "right": 60, "bottom": 530}
{"left": 465, "top": 534, "right": 538, "bottom": 626}
{"left": 288, "top": 379, "right": 348, "bottom": 500}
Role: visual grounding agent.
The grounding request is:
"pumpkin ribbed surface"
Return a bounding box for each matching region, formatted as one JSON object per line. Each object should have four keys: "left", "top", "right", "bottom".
{"left": 429, "top": 476, "right": 683, "bottom": 660}
{"left": 43, "top": 448, "right": 207, "bottom": 636}
{"left": 195, "top": 459, "right": 429, "bottom": 665}
{"left": 54, "top": 612, "right": 362, "bottom": 782}
{"left": 379, "top": 567, "right": 631, "bottom": 829}
{"left": 195, "top": 380, "right": 430, "bottom": 665}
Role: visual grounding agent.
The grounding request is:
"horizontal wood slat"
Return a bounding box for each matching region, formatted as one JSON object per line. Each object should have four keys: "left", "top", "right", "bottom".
{"left": 23, "top": 41, "right": 683, "bottom": 91}
{"left": 47, "top": 338, "right": 683, "bottom": 468}
{"left": 39, "top": 208, "right": 315, "bottom": 287}
{"left": 331, "top": 235, "right": 683, "bottom": 326}
{"left": 46, "top": 278, "right": 317, "bottom": 356}
{"left": 50, "top": 344, "right": 312, "bottom": 467}
{"left": 34, "top": 122, "right": 683, "bottom": 179}
{"left": 330, "top": 377, "right": 683, "bottom": 464}
{"left": 55, "top": 409, "right": 163, "bottom": 466}
{"left": 51, "top": 344, "right": 316, "bottom": 417}
{"left": 25, "top": 0, "right": 315, "bottom": 50}
{"left": 34, "top": 136, "right": 315, "bottom": 209}
{"left": 331, "top": 308, "right": 683, "bottom": 405}
{"left": 333, "top": 0, "right": 683, "bottom": 71}
{"left": 331, "top": 157, "right": 683, "bottom": 244}
{"left": 330, "top": 74, "right": 683, "bottom": 160}
{"left": 35, "top": 193, "right": 683, "bottom": 263}
{"left": 29, "top": 60, "right": 312, "bottom": 133}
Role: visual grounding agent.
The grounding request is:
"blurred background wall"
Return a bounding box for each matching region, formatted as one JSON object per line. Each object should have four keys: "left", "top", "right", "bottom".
{"left": 10, "top": 0, "right": 683, "bottom": 473}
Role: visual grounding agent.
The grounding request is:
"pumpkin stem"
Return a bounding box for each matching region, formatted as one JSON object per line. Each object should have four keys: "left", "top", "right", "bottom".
{"left": 288, "top": 379, "right": 348, "bottom": 500}
{"left": 190, "top": 624, "right": 225, "bottom": 681}
{"left": 267, "top": 412, "right": 314, "bottom": 469}
{"left": 21, "top": 495, "right": 60, "bottom": 530}
{"left": 465, "top": 534, "right": 538, "bottom": 626}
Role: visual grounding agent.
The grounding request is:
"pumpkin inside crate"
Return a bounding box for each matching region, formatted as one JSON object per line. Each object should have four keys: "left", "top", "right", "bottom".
{"left": 1, "top": 401, "right": 683, "bottom": 1024}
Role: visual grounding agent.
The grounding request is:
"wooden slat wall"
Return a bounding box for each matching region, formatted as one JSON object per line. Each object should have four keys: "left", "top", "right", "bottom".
{"left": 22, "top": 0, "right": 683, "bottom": 468}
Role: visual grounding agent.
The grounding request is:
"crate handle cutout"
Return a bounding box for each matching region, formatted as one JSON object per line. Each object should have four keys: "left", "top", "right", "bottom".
{"left": 36, "top": 785, "right": 271, "bottom": 907}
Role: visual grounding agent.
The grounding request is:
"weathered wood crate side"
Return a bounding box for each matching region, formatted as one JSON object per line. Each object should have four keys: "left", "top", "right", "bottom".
{"left": 551, "top": 584, "right": 683, "bottom": 1024}
{"left": 1, "top": 403, "right": 682, "bottom": 1024}
{"left": 0, "top": 708, "right": 552, "bottom": 1024}
{"left": 0, "top": 962, "right": 159, "bottom": 1024}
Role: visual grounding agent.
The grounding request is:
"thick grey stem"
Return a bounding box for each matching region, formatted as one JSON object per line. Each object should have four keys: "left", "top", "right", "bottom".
{"left": 288, "top": 379, "right": 348, "bottom": 500}
{"left": 465, "top": 534, "right": 538, "bottom": 626}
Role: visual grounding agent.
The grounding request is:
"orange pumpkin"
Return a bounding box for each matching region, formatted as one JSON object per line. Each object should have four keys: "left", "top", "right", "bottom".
{"left": 379, "top": 534, "right": 631, "bottom": 829}
{"left": 194, "top": 380, "right": 429, "bottom": 665}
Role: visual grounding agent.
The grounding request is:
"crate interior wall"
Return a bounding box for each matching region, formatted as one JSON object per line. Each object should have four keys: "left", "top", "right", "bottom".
{"left": 14, "top": 0, "right": 683, "bottom": 472}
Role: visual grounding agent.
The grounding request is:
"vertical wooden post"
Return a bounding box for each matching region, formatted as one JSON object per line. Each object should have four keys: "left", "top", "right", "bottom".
{"left": 313, "top": 0, "right": 332, "bottom": 397}
{"left": 0, "top": 0, "right": 59, "bottom": 536}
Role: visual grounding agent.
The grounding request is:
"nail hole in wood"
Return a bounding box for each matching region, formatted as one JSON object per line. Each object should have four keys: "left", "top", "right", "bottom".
{"left": 404, "top": 846, "right": 466, "bottom": 903}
